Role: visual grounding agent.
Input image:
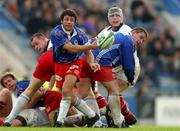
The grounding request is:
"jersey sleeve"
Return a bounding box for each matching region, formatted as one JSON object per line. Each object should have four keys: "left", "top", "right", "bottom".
{"left": 120, "top": 36, "right": 135, "bottom": 83}
{"left": 78, "top": 30, "right": 89, "bottom": 45}
{"left": 50, "top": 30, "right": 69, "bottom": 47}
{"left": 16, "top": 80, "right": 30, "bottom": 96}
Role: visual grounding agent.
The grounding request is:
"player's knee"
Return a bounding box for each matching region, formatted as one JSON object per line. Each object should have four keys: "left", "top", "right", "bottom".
{"left": 108, "top": 87, "right": 120, "bottom": 94}
{"left": 0, "top": 88, "right": 11, "bottom": 97}
{"left": 62, "top": 88, "right": 72, "bottom": 96}
{"left": 78, "top": 91, "right": 89, "bottom": 98}
{"left": 0, "top": 88, "right": 12, "bottom": 107}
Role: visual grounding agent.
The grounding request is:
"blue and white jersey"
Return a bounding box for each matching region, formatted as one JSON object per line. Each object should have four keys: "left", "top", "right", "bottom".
{"left": 15, "top": 80, "right": 30, "bottom": 97}
{"left": 102, "top": 24, "right": 132, "bottom": 35}
{"left": 94, "top": 33, "right": 135, "bottom": 83}
{"left": 15, "top": 80, "right": 44, "bottom": 108}
{"left": 50, "top": 25, "right": 89, "bottom": 64}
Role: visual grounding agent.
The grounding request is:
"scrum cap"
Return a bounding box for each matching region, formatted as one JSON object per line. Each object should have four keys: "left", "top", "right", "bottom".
{"left": 108, "top": 6, "right": 123, "bottom": 23}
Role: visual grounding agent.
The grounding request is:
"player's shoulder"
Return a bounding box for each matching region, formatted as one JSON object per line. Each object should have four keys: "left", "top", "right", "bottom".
{"left": 17, "top": 80, "right": 30, "bottom": 85}
{"left": 119, "top": 24, "right": 132, "bottom": 35}
{"left": 75, "top": 26, "right": 86, "bottom": 35}
{"left": 75, "top": 26, "right": 89, "bottom": 39}
{"left": 114, "top": 32, "right": 126, "bottom": 40}
{"left": 123, "top": 35, "right": 133, "bottom": 47}
{"left": 121, "top": 24, "right": 132, "bottom": 30}
{"left": 102, "top": 26, "right": 111, "bottom": 31}
{"left": 51, "top": 25, "right": 64, "bottom": 37}
{"left": 52, "top": 25, "right": 61, "bottom": 32}
{"left": 16, "top": 80, "right": 30, "bottom": 89}
{"left": 114, "top": 32, "right": 132, "bottom": 45}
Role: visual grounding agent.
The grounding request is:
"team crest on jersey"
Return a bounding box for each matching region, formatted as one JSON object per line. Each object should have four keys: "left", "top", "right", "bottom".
{"left": 74, "top": 40, "right": 78, "bottom": 45}
{"left": 69, "top": 65, "right": 79, "bottom": 70}
{"left": 55, "top": 75, "right": 62, "bottom": 81}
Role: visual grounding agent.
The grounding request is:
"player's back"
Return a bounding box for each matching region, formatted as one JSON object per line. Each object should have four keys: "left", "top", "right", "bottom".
{"left": 95, "top": 33, "right": 134, "bottom": 67}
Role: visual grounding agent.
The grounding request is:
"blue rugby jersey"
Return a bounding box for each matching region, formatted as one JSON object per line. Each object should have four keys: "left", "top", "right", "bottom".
{"left": 50, "top": 25, "right": 89, "bottom": 64}
{"left": 15, "top": 80, "right": 30, "bottom": 97}
{"left": 94, "top": 33, "right": 135, "bottom": 83}
{"left": 15, "top": 80, "right": 44, "bottom": 108}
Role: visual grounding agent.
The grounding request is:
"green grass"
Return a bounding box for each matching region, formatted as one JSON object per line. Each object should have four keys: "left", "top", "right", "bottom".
{"left": 1, "top": 125, "right": 180, "bottom": 131}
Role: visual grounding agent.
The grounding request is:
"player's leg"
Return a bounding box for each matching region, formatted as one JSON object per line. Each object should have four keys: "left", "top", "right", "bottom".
{"left": 115, "top": 64, "right": 140, "bottom": 126}
{"left": 102, "top": 80, "right": 125, "bottom": 127}
{"left": 4, "top": 76, "right": 44, "bottom": 124}
{"left": 0, "top": 88, "right": 12, "bottom": 117}
{"left": 64, "top": 107, "right": 86, "bottom": 127}
{"left": 120, "top": 95, "right": 137, "bottom": 125}
{"left": 46, "top": 96, "right": 85, "bottom": 127}
{"left": 56, "top": 74, "right": 98, "bottom": 127}
{"left": 43, "top": 90, "right": 62, "bottom": 126}
{"left": 92, "top": 82, "right": 108, "bottom": 115}
{"left": 77, "top": 78, "right": 100, "bottom": 116}
{"left": 93, "top": 66, "right": 125, "bottom": 127}
{"left": 55, "top": 60, "right": 100, "bottom": 127}
{"left": 43, "top": 90, "right": 92, "bottom": 127}
{"left": 77, "top": 57, "right": 100, "bottom": 115}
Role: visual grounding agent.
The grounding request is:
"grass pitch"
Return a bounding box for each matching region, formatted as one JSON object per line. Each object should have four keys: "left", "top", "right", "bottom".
{"left": 1, "top": 125, "right": 180, "bottom": 131}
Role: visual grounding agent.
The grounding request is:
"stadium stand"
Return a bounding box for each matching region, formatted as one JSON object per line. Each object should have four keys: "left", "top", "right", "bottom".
{"left": 0, "top": 6, "right": 38, "bottom": 79}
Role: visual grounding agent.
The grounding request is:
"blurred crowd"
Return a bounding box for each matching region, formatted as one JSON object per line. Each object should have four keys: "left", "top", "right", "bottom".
{"left": 2, "top": 0, "right": 180, "bottom": 118}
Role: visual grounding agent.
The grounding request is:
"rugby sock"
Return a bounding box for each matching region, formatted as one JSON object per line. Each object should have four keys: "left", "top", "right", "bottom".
{"left": 96, "top": 95, "right": 108, "bottom": 115}
{"left": 56, "top": 97, "right": 71, "bottom": 124}
{"left": 108, "top": 94, "right": 124, "bottom": 127}
{"left": 120, "top": 95, "right": 130, "bottom": 116}
{"left": 5, "top": 94, "right": 29, "bottom": 123}
{"left": 96, "top": 95, "right": 108, "bottom": 109}
{"left": 120, "top": 95, "right": 136, "bottom": 124}
{"left": 75, "top": 98, "right": 96, "bottom": 118}
{"left": 84, "top": 96, "right": 100, "bottom": 116}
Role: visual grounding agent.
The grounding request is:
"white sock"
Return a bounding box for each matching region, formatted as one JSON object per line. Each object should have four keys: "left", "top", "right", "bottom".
{"left": 56, "top": 97, "right": 71, "bottom": 123}
{"left": 108, "top": 94, "right": 124, "bottom": 126}
{"left": 5, "top": 94, "right": 30, "bottom": 123}
{"left": 84, "top": 96, "right": 100, "bottom": 116}
{"left": 75, "top": 98, "right": 96, "bottom": 118}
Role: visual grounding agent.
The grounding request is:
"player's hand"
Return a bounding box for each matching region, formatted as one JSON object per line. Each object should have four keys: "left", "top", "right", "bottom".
{"left": 90, "top": 63, "right": 100, "bottom": 72}
{"left": 89, "top": 37, "right": 98, "bottom": 50}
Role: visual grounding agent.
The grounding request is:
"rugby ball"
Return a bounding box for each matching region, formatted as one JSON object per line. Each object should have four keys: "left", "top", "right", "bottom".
{"left": 97, "top": 30, "right": 115, "bottom": 49}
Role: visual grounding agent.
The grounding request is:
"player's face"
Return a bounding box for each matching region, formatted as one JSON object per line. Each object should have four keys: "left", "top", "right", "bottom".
{"left": 132, "top": 32, "right": 146, "bottom": 46}
{"left": 31, "top": 37, "right": 46, "bottom": 53}
{"left": 2, "top": 76, "right": 16, "bottom": 92}
{"left": 61, "top": 15, "right": 75, "bottom": 32}
{"left": 108, "top": 14, "right": 121, "bottom": 28}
